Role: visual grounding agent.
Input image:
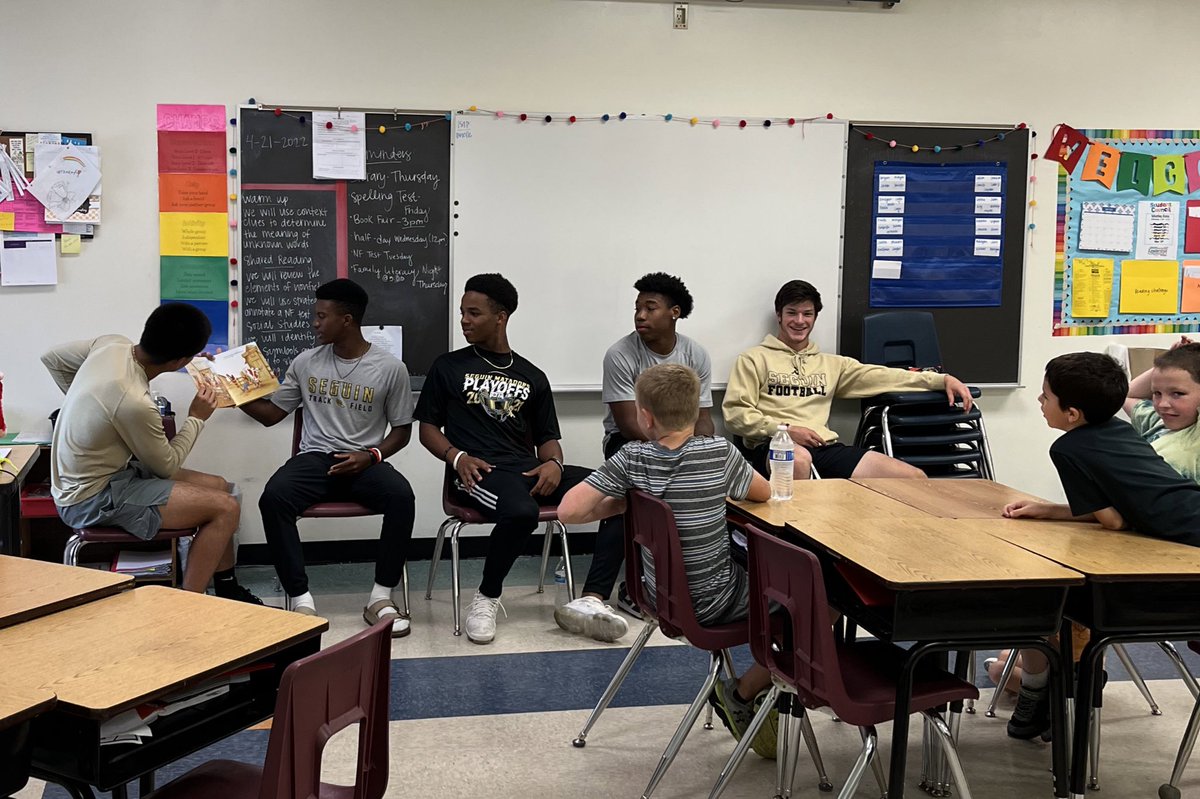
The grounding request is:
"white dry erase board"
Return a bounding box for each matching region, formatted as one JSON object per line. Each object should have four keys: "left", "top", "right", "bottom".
{"left": 451, "top": 114, "right": 848, "bottom": 390}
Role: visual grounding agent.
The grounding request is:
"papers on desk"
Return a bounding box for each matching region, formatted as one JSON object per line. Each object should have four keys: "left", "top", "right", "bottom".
{"left": 99, "top": 683, "right": 233, "bottom": 745}
{"left": 111, "top": 550, "right": 172, "bottom": 577}
{"left": 0, "top": 447, "right": 10, "bottom": 461}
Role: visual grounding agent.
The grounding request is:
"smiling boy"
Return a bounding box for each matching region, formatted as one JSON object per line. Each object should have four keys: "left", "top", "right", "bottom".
{"left": 1124, "top": 342, "right": 1200, "bottom": 481}
{"left": 723, "top": 279, "right": 975, "bottom": 479}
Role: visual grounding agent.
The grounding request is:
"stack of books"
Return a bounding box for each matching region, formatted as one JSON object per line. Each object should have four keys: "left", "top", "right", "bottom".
{"left": 111, "top": 550, "right": 172, "bottom": 578}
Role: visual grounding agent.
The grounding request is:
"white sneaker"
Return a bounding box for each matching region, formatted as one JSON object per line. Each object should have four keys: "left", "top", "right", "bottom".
{"left": 465, "top": 591, "right": 505, "bottom": 644}
{"left": 554, "top": 596, "right": 629, "bottom": 642}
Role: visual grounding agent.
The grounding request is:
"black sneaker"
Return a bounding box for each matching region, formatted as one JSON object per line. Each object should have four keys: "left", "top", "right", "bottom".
{"left": 616, "top": 582, "right": 645, "bottom": 620}
{"left": 217, "top": 583, "right": 265, "bottom": 606}
{"left": 1006, "top": 684, "right": 1051, "bottom": 740}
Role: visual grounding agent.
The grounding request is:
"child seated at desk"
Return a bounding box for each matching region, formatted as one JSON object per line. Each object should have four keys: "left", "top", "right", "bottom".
{"left": 989, "top": 341, "right": 1200, "bottom": 694}
{"left": 1000, "top": 351, "right": 1200, "bottom": 739}
{"left": 557, "top": 363, "right": 779, "bottom": 758}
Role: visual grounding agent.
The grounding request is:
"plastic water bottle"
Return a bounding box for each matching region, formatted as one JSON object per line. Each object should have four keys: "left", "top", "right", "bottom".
{"left": 554, "top": 557, "right": 567, "bottom": 606}
{"left": 769, "top": 424, "right": 795, "bottom": 501}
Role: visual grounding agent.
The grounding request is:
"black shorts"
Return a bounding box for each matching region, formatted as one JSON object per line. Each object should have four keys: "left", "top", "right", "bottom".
{"left": 803, "top": 442, "right": 870, "bottom": 479}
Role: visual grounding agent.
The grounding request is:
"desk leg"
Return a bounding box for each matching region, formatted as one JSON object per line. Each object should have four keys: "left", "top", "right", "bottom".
{"left": 889, "top": 642, "right": 941, "bottom": 799}
{"left": 0, "top": 480, "right": 18, "bottom": 556}
{"left": 140, "top": 771, "right": 156, "bottom": 794}
{"left": 1029, "top": 639, "right": 1069, "bottom": 799}
{"left": 1071, "top": 637, "right": 1108, "bottom": 798}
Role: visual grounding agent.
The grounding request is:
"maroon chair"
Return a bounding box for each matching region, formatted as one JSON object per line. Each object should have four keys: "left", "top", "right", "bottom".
{"left": 62, "top": 414, "right": 197, "bottom": 584}
{"left": 707, "top": 524, "right": 980, "bottom": 799}
{"left": 571, "top": 490, "right": 830, "bottom": 798}
{"left": 291, "top": 409, "right": 409, "bottom": 614}
{"left": 423, "top": 472, "right": 572, "bottom": 636}
{"left": 145, "top": 619, "right": 393, "bottom": 799}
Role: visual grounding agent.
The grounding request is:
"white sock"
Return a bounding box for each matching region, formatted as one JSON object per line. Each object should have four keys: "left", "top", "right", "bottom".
{"left": 1023, "top": 669, "right": 1049, "bottom": 689}
{"left": 290, "top": 591, "right": 316, "bottom": 612}
{"left": 369, "top": 583, "right": 393, "bottom": 604}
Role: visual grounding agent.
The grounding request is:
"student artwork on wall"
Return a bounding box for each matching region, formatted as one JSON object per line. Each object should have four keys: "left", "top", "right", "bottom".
{"left": 869, "top": 162, "right": 1006, "bottom": 307}
{"left": 1049, "top": 125, "right": 1200, "bottom": 336}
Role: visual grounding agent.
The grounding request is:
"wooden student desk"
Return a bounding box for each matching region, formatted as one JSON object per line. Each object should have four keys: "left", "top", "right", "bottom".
{"left": 982, "top": 519, "right": 1200, "bottom": 798}
{"left": 0, "top": 585, "right": 327, "bottom": 796}
{"left": 0, "top": 554, "right": 132, "bottom": 629}
{"left": 730, "top": 481, "right": 1081, "bottom": 798}
{"left": 729, "top": 477, "right": 932, "bottom": 530}
{"left": 0, "top": 445, "right": 40, "bottom": 555}
{"left": 783, "top": 515, "right": 1082, "bottom": 799}
{"left": 852, "top": 477, "right": 1049, "bottom": 519}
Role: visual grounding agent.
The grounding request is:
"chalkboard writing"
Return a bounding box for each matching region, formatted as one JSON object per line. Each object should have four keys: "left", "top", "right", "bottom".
{"left": 238, "top": 107, "right": 451, "bottom": 388}
{"left": 241, "top": 188, "right": 338, "bottom": 370}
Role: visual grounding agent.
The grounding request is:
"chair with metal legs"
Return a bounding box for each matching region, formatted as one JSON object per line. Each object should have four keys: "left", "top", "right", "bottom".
{"left": 424, "top": 474, "right": 571, "bottom": 635}
{"left": 708, "top": 524, "right": 979, "bottom": 799}
{"left": 571, "top": 491, "right": 832, "bottom": 798}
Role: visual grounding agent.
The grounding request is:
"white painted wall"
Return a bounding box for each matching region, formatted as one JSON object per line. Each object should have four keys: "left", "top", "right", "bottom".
{"left": 4, "top": 0, "right": 1197, "bottom": 547}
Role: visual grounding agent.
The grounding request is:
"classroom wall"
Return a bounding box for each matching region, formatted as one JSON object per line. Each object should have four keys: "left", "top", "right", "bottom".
{"left": 5, "top": 0, "right": 1197, "bottom": 548}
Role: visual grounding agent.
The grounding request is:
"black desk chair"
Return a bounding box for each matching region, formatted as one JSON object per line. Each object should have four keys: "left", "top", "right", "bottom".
{"left": 853, "top": 312, "right": 994, "bottom": 479}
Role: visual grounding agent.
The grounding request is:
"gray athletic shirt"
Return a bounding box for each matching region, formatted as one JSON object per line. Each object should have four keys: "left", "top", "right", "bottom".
{"left": 602, "top": 331, "right": 713, "bottom": 439}
{"left": 271, "top": 344, "right": 414, "bottom": 453}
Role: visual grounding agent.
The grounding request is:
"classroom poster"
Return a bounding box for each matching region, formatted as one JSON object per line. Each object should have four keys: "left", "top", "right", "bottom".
{"left": 157, "top": 104, "right": 230, "bottom": 353}
{"left": 1051, "top": 126, "right": 1200, "bottom": 335}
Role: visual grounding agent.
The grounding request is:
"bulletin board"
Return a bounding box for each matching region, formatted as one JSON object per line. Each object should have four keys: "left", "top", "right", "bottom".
{"left": 841, "top": 124, "right": 1031, "bottom": 385}
{"left": 1052, "top": 127, "right": 1200, "bottom": 336}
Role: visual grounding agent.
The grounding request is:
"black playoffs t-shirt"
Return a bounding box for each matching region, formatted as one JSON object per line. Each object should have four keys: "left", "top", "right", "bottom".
{"left": 1051, "top": 417, "right": 1200, "bottom": 546}
{"left": 415, "top": 346, "right": 560, "bottom": 470}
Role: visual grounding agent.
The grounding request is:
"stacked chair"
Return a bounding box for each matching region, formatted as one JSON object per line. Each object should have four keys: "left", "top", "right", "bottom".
{"left": 852, "top": 311, "right": 994, "bottom": 479}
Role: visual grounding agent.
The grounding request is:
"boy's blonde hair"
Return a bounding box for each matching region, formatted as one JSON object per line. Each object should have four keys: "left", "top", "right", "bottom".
{"left": 635, "top": 363, "right": 700, "bottom": 432}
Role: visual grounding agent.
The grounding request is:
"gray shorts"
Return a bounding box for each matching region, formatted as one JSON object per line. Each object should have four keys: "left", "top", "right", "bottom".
{"left": 56, "top": 463, "right": 175, "bottom": 540}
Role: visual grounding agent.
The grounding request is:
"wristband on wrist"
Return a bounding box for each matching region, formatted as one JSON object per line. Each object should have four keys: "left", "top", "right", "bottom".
{"left": 545, "top": 457, "right": 564, "bottom": 472}
{"left": 368, "top": 447, "right": 382, "bottom": 464}
{"left": 452, "top": 450, "right": 467, "bottom": 470}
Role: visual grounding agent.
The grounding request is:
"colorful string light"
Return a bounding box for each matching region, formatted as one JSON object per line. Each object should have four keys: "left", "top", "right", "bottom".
{"left": 852, "top": 122, "right": 1029, "bottom": 153}
{"left": 460, "top": 108, "right": 837, "bottom": 131}
{"left": 245, "top": 104, "right": 449, "bottom": 134}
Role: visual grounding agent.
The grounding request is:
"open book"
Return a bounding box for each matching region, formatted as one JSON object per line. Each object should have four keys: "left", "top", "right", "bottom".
{"left": 186, "top": 342, "right": 280, "bottom": 408}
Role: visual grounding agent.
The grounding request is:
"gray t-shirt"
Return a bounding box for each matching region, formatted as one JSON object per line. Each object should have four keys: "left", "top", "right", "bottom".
{"left": 601, "top": 332, "right": 713, "bottom": 440}
{"left": 272, "top": 343, "right": 414, "bottom": 453}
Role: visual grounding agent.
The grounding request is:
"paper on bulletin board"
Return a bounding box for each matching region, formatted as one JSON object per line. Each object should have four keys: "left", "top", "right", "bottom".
{"left": 0, "top": 191, "right": 62, "bottom": 234}
{"left": 159, "top": 212, "right": 228, "bottom": 257}
{"left": 1119, "top": 260, "right": 1179, "bottom": 314}
{"left": 160, "top": 256, "right": 228, "bottom": 300}
{"left": 1182, "top": 262, "right": 1200, "bottom": 314}
{"left": 29, "top": 145, "right": 102, "bottom": 223}
{"left": 157, "top": 131, "right": 226, "bottom": 174}
{"left": 1079, "top": 202, "right": 1135, "bottom": 254}
{"left": 312, "top": 111, "right": 366, "bottom": 180}
{"left": 1135, "top": 201, "right": 1180, "bottom": 261}
{"left": 60, "top": 234, "right": 81, "bottom": 254}
{"left": 0, "top": 212, "right": 13, "bottom": 231}
{"left": 0, "top": 232, "right": 57, "bottom": 286}
{"left": 365, "top": 325, "right": 404, "bottom": 359}
{"left": 1070, "top": 258, "right": 1114, "bottom": 318}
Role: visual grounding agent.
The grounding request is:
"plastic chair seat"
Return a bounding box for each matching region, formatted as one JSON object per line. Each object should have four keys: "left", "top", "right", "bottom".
{"left": 442, "top": 493, "right": 564, "bottom": 526}
{"left": 72, "top": 526, "right": 196, "bottom": 544}
{"left": 886, "top": 408, "right": 983, "bottom": 427}
{"left": 890, "top": 430, "right": 983, "bottom": 447}
{"left": 832, "top": 640, "right": 980, "bottom": 727}
{"left": 301, "top": 501, "right": 375, "bottom": 518}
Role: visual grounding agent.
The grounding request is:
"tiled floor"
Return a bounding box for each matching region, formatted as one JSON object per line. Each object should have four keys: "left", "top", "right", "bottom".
{"left": 16, "top": 557, "right": 1200, "bottom": 798}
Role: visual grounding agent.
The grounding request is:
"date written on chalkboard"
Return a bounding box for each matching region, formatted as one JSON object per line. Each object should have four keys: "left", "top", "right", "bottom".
{"left": 244, "top": 134, "right": 310, "bottom": 151}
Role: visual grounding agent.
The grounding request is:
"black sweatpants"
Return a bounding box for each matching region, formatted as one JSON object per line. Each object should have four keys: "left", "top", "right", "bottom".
{"left": 456, "top": 463, "right": 592, "bottom": 598}
{"left": 259, "top": 452, "right": 416, "bottom": 596}
{"left": 581, "top": 433, "right": 629, "bottom": 600}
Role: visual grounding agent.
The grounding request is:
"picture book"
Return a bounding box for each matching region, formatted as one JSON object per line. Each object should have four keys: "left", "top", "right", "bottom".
{"left": 185, "top": 342, "right": 280, "bottom": 408}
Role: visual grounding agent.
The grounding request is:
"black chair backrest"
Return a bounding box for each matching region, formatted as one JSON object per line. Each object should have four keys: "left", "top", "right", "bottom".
{"left": 862, "top": 312, "right": 941, "bottom": 370}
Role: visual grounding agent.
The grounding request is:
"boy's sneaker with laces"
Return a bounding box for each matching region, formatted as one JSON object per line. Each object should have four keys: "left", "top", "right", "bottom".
{"left": 711, "top": 676, "right": 778, "bottom": 759}
{"left": 216, "top": 583, "right": 264, "bottom": 606}
{"left": 465, "top": 591, "right": 505, "bottom": 644}
{"left": 1006, "top": 683, "right": 1051, "bottom": 740}
{"left": 554, "top": 596, "right": 629, "bottom": 642}
{"left": 616, "top": 582, "right": 645, "bottom": 620}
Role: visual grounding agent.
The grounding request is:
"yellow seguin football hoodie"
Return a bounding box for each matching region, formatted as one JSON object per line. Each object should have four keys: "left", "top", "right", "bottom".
{"left": 723, "top": 334, "right": 946, "bottom": 448}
